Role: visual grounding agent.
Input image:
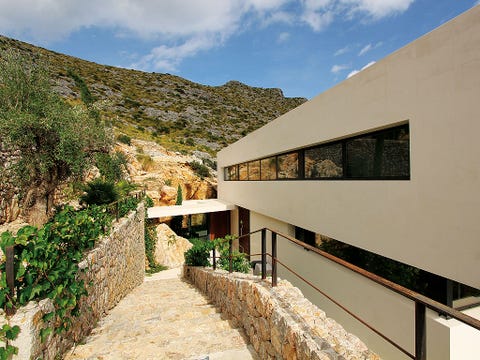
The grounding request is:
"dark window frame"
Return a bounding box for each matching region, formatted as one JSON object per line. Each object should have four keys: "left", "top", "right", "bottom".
{"left": 224, "top": 123, "right": 410, "bottom": 181}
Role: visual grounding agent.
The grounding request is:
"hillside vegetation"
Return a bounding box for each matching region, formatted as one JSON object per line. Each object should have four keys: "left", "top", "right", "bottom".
{"left": 0, "top": 35, "right": 306, "bottom": 155}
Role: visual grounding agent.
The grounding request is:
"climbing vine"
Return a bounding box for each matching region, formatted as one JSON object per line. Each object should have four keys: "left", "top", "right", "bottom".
{"left": 0, "top": 196, "right": 141, "bottom": 357}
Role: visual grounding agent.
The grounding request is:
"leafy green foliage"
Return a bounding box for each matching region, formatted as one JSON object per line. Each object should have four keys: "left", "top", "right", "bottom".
{"left": 214, "top": 236, "right": 250, "bottom": 273}
{"left": 188, "top": 161, "right": 210, "bottom": 179}
{"left": 143, "top": 196, "right": 167, "bottom": 274}
{"left": 67, "top": 68, "right": 94, "bottom": 105}
{"left": 117, "top": 196, "right": 140, "bottom": 218}
{"left": 0, "top": 50, "right": 111, "bottom": 214}
{"left": 184, "top": 239, "right": 213, "bottom": 267}
{"left": 95, "top": 151, "right": 128, "bottom": 183}
{"left": 115, "top": 180, "right": 137, "bottom": 198}
{"left": 183, "top": 236, "right": 250, "bottom": 273}
{"left": 175, "top": 185, "right": 183, "bottom": 205}
{"left": 0, "top": 205, "right": 114, "bottom": 353}
{"left": 116, "top": 134, "right": 132, "bottom": 146}
{"left": 0, "top": 324, "right": 20, "bottom": 359}
{"left": 81, "top": 180, "right": 118, "bottom": 206}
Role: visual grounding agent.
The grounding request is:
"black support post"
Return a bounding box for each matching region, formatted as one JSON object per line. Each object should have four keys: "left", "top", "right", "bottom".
{"left": 229, "top": 237, "right": 233, "bottom": 273}
{"left": 261, "top": 229, "right": 266, "bottom": 280}
{"left": 415, "top": 302, "right": 426, "bottom": 360}
{"left": 271, "top": 232, "right": 277, "bottom": 287}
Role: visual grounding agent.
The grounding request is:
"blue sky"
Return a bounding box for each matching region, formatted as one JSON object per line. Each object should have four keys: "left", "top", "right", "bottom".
{"left": 0, "top": 0, "right": 478, "bottom": 99}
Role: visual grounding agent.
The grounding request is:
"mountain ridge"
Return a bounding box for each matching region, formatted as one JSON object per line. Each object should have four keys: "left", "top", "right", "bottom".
{"left": 0, "top": 35, "right": 307, "bottom": 155}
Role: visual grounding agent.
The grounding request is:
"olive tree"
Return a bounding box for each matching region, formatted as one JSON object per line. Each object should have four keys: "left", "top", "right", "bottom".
{"left": 0, "top": 50, "right": 111, "bottom": 223}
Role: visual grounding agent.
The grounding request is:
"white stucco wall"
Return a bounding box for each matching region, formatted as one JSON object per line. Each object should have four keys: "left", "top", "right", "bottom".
{"left": 217, "top": 5, "right": 480, "bottom": 290}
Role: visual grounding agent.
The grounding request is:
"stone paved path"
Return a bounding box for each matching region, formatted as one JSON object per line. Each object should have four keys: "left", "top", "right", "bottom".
{"left": 64, "top": 268, "right": 257, "bottom": 360}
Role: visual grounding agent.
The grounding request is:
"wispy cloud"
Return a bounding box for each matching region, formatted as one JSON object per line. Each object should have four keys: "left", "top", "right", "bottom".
{"left": 334, "top": 45, "right": 351, "bottom": 56}
{"left": 358, "top": 41, "right": 383, "bottom": 56}
{"left": 300, "top": 0, "right": 415, "bottom": 32}
{"left": 277, "top": 32, "right": 291, "bottom": 43}
{"left": 347, "top": 60, "right": 376, "bottom": 78}
{"left": 358, "top": 43, "right": 372, "bottom": 56}
{"left": 331, "top": 64, "right": 350, "bottom": 74}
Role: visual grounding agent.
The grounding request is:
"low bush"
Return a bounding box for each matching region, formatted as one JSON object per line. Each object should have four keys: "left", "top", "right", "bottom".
{"left": 215, "top": 236, "right": 250, "bottom": 273}
{"left": 188, "top": 160, "right": 210, "bottom": 179}
{"left": 81, "top": 180, "right": 118, "bottom": 206}
{"left": 117, "top": 134, "right": 132, "bottom": 146}
{"left": 95, "top": 151, "right": 128, "bottom": 183}
{"left": 184, "top": 239, "right": 213, "bottom": 267}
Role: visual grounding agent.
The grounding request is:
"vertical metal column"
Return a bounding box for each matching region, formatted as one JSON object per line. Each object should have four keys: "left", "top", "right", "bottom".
{"left": 271, "top": 232, "right": 277, "bottom": 287}
{"left": 261, "top": 229, "right": 266, "bottom": 280}
{"left": 415, "top": 302, "right": 426, "bottom": 360}
{"left": 229, "top": 237, "right": 233, "bottom": 273}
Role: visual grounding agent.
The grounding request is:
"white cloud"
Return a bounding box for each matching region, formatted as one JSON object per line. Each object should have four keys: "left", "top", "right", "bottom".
{"left": 0, "top": 0, "right": 412, "bottom": 71}
{"left": 299, "top": 0, "right": 414, "bottom": 32}
{"left": 277, "top": 32, "right": 291, "bottom": 43}
{"left": 331, "top": 64, "right": 350, "bottom": 74}
{"left": 358, "top": 41, "right": 383, "bottom": 55}
{"left": 347, "top": 60, "right": 376, "bottom": 78}
{"left": 343, "top": 0, "right": 415, "bottom": 19}
{"left": 334, "top": 45, "right": 351, "bottom": 56}
{"left": 358, "top": 43, "right": 372, "bottom": 56}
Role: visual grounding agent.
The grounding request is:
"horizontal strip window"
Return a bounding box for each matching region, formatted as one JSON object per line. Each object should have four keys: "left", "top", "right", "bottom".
{"left": 224, "top": 123, "right": 410, "bottom": 181}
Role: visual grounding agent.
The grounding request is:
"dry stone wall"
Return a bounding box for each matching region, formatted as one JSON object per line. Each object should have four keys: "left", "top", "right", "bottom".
{"left": 1, "top": 203, "right": 145, "bottom": 360}
{"left": 184, "top": 266, "right": 380, "bottom": 360}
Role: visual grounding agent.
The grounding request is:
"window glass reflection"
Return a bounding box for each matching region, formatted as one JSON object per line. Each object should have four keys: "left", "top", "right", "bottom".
{"left": 305, "top": 143, "right": 343, "bottom": 178}
{"left": 239, "top": 163, "right": 248, "bottom": 180}
{"left": 248, "top": 160, "right": 260, "bottom": 180}
{"left": 278, "top": 153, "right": 298, "bottom": 179}
{"left": 260, "top": 157, "right": 277, "bottom": 180}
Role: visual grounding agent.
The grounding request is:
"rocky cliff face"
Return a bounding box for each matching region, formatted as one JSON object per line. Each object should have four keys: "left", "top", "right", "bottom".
{"left": 116, "top": 139, "right": 216, "bottom": 206}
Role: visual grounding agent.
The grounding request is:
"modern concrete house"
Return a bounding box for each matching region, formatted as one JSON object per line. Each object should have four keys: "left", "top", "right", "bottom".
{"left": 216, "top": 5, "right": 480, "bottom": 360}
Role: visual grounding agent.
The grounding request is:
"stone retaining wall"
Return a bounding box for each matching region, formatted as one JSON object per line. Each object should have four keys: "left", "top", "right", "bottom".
{"left": 2, "top": 203, "right": 145, "bottom": 359}
{"left": 183, "top": 266, "right": 380, "bottom": 360}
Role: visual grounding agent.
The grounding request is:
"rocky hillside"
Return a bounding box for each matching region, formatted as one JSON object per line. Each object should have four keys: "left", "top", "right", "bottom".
{"left": 0, "top": 35, "right": 306, "bottom": 155}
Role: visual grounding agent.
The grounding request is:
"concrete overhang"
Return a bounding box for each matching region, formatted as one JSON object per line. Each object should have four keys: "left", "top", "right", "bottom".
{"left": 147, "top": 199, "right": 236, "bottom": 219}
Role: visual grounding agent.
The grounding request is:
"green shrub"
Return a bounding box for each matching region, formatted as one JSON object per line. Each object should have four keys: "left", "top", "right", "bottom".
{"left": 95, "top": 151, "right": 128, "bottom": 183}
{"left": 117, "top": 134, "right": 132, "bottom": 146}
{"left": 81, "top": 180, "right": 118, "bottom": 205}
{"left": 214, "top": 236, "right": 250, "bottom": 273}
{"left": 188, "top": 160, "right": 210, "bottom": 179}
{"left": 115, "top": 180, "right": 137, "bottom": 198}
{"left": 67, "top": 68, "right": 94, "bottom": 105}
{"left": 184, "top": 239, "right": 213, "bottom": 267}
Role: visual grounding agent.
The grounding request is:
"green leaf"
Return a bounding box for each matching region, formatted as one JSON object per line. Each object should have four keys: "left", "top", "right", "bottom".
{"left": 40, "top": 327, "right": 52, "bottom": 343}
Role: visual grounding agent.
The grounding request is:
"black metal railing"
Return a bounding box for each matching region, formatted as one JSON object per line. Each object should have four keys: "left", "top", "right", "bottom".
{"left": 217, "top": 227, "right": 480, "bottom": 360}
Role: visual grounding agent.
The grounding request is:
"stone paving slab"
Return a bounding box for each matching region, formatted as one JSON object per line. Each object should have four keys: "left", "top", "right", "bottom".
{"left": 64, "top": 268, "right": 257, "bottom": 360}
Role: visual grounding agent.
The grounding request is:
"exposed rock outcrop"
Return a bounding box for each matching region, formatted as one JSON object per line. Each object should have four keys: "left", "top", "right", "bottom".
{"left": 154, "top": 223, "right": 193, "bottom": 268}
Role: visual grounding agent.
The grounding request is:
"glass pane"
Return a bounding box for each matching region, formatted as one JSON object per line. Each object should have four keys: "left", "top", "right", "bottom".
{"left": 261, "top": 157, "right": 277, "bottom": 180}
{"left": 381, "top": 126, "right": 409, "bottom": 177}
{"left": 239, "top": 163, "right": 248, "bottom": 180}
{"left": 226, "top": 165, "right": 238, "bottom": 181}
{"left": 346, "top": 125, "right": 409, "bottom": 178}
{"left": 305, "top": 143, "right": 343, "bottom": 178}
{"left": 277, "top": 153, "right": 298, "bottom": 179}
{"left": 248, "top": 160, "right": 260, "bottom": 180}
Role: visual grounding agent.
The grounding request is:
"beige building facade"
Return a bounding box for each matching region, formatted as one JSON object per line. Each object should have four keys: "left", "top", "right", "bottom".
{"left": 217, "top": 5, "right": 480, "bottom": 360}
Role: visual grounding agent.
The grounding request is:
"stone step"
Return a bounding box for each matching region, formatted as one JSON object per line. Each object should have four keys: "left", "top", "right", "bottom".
{"left": 64, "top": 274, "right": 257, "bottom": 360}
